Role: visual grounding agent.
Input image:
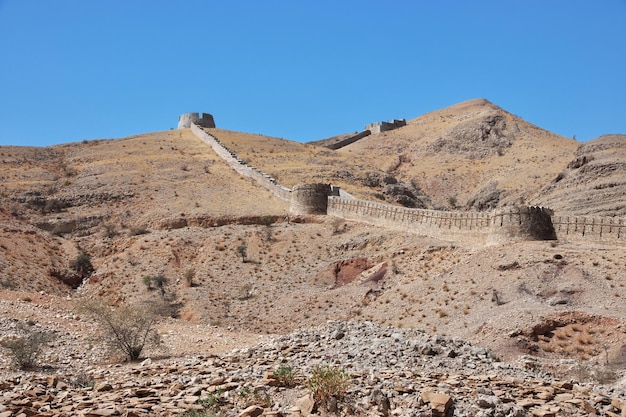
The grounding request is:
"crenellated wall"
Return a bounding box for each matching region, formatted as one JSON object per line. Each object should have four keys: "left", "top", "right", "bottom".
{"left": 185, "top": 114, "right": 622, "bottom": 245}
{"left": 328, "top": 197, "right": 557, "bottom": 244}
{"left": 552, "top": 215, "right": 625, "bottom": 242}
{"left": 178, "top": 113, "right": 216, "bottom": 129}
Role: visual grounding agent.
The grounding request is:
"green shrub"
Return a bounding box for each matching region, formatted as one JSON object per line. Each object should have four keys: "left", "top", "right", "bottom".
{"left": 307, "top": 365, "right": 350, "bottom": 409}
{"left": 236, "top": 244, "right": 247, "bottom": 262}
{"left": 70, "top": 252, "right": 93, "bottom": 278}
{"left": 274, "top": 364, "right": 297, "bottom": 387}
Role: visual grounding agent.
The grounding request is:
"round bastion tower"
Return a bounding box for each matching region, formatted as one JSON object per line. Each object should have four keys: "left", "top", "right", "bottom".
{"left": 178, "top": 113, "right": 216, "bottom": 129}
{"left": 289, "top": 184, "right": 332, "bottom": 215}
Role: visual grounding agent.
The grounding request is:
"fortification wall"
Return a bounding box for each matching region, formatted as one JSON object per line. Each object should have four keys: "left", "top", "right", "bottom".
{"left": 178, "top": 113, "right": 216, "bottom": 129}
{"left": 490, "top": 206, "right": 557, "bottom": 243}
{"left": 326, "top": 130, "right": 371, "bottom": 150}
{"left": 328, "top": 197, "right": 558, "bottom": 244}
{"left": 190, "top": 124, "right": 291, "bottom": 201}
{"left": 328, "top": 197, "right": 494, "bottom": 242}
{"left": 552, "top": 215, "right": 625, "bottom": 243}
{"left": 365, "top": 119, "right": 407, "bottom": 134}
{"left": 290, "top": 184, "right": 332, "bottom": 215}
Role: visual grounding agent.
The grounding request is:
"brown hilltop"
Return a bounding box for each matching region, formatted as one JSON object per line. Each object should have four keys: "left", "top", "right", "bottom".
{"left": 1, "top": 99, "right": 626, "bottom": 415}
{"left": 336, "top": 98, "right": 581, "bottom": 209}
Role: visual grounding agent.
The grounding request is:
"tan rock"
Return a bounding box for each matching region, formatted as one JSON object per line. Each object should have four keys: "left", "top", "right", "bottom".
{"left": 612, "top": 397, "right": 626, "bottom": 415}
{"left": 554, "top": 393, "right": 574, "bottom": 402}
{"left": 295, "top": 393, "right": 315, "bottom": 416}
{"left": 422, "top": 391, "right": 453, "bottom": 417}
{"left": 46, "top": 376, "right": 58, "bottom": 387}
{"left": 237, "top": 405, "right": 264, "bottom": 417}
{"left": 94, "top": 382, "right": 114, "bottom": 392}
{"left": 530, "top": 406, "right": 558, "bottom": 417}
{"left": 517, "top": 399, "right": 544, "bottom": 408}
{"left": 85, "top": 409, "right": 118, "bottom": 416}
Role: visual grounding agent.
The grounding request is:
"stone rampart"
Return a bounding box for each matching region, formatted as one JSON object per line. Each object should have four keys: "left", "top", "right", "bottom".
{"left": 328, "top": 197, "right": 494, "bottom": 242}
{"left": 178, "top": 113, "right": 216, "bottom": 129}
{"left": 187, "top": 117, "right": 622, "bottom": 245}
{"left": 328, "top": 197, "right": 558, "bottom": 244}
{"left": 490, "top": 206, "right": 557, "bottom": 243}
{"left": 290, "top": 184, "right": 332, "bottom": 215}
{"left": 365, "top": 119, "right": 407, "bottom": 134}
{"left": 190, "top": 124, "right": 291, "bottom": 201}
{"left": 552, "top": 215, "right": 625, "bottom": 243}
{"left": 326, "top": 130, "right": 371, "bottom": 150}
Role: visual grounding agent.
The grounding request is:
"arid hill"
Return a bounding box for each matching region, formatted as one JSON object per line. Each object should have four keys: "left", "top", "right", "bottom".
{"left": 533, "top": 134, "right": 626, "bottom": 216}
{"left": 1, "top": 99, "right": 626, "bottom": 416}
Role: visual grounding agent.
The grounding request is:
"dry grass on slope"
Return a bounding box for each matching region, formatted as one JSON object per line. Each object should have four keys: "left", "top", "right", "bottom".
{"left": 204, "top": 128, "right": 391, "bottom": 200}
{"left": 533, "top": 134, "right": 626, "bottom": 216}
{"left": 339, "top": 99, "right": 580, "bottom": 209}
{"left": 1, "top": 129, "right": 289, "bottom": 227}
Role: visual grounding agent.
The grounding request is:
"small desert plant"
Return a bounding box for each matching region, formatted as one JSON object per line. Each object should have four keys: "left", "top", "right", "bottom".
{"left": 236, "top": 386, "right": 272, "bottom": 408}
{"left": 236, "top": 244, "right": 247, "bottom": 262}
{"left": 0, "top": 323, "right": 56, "bottom": 369}
{"left": 142, "top": 274, "right": 167, "bottom": 296}
{"left": 331, "top": 217, "right": 345, "bottom": 235}
{"left": 103, "top": 223, "right": 118, "bottom": 238}
{"left": 70, "top": 372, "right": 96, "bottom": 388}
{"left": 307, "top": 365, "right": 351, "bottom": 410}
{"left": 183, "top": 268, "right": 196, "bottom": 287}
{"left": 70, "top": 252, "right": 94, "bottom": 278}
{"left": 238, "top": 283, "right": 254, "bottom": 300}
{"left": 78, "top": 300, "right": 161, "bottom": 361}
{"left": 198, "top": 389, "right": 222, "bottom": 409}
{"left": 274, "top": 364, "right": 297, "bottom": 387}
{"left": 447, "top": 196, "right": 458, "bottom": 209}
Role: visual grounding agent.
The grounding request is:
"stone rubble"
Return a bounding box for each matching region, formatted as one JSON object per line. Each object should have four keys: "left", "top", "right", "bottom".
{"left": 1, "top": 320, "right": 625, "bottom": 416}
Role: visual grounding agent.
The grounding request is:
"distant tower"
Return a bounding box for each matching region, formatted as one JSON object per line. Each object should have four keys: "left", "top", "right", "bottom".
{"left": 178, "top": 113, "right": 216, "bottom": 129}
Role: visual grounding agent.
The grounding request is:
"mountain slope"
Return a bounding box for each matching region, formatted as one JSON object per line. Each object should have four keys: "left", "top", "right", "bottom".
{"left": 533, "top": 134, "right": 626, "bottom": 216}
{"left": 338, "top": 98, "right": 581, "bottom": 209}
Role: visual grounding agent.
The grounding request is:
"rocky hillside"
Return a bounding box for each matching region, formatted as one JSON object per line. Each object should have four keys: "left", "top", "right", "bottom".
{"left": 533, "top": 134, "right": 626, "bottom": 216}
{"left": 1, "top": 99, "right": 625, "bottom": 416}
{"left": 335, "top": 99, "right": 582, "bottom": 210}
{"left": 1, "top": 315, "right": 626, "bottom": 416}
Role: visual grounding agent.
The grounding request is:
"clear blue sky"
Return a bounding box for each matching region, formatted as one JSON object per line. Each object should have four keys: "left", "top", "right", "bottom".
{"left": 1, "top": 1, "right": 625, "bottom": 146}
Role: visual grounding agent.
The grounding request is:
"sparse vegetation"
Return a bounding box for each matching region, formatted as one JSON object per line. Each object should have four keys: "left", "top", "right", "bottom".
{"left": 70, "top": 251, "right": 94, "bottom": 279}
{"left": 78, "top": 300, "right": 162, "bottom": 361}
{"left": 0, "top": 323, "right": 56, "bottom": 369}
{"left": 143, "top": 274, "right": 168, "bottom": 296}
{"left": 184, "top": 268, "right": 196, "bottom": 287}
{"left": 307, "top": 365, "right": 351, "bottom": 410}
{"left": 274, "top": 364, "right": 297, "bottom": 387}
{"left": 236, "top": 244, "right": 247, "bottom": 262}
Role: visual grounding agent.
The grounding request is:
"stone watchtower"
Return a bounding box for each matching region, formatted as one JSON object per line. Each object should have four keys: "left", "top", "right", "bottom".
{"left": 178, "top": 113, "right": 216, "bottom": 129}
{"left": 289, "top": 184, "right": 332, "bottom": 215}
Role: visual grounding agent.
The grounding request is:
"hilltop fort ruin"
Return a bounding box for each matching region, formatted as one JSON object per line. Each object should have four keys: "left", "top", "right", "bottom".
{"left": 180, "top": 113, "right": 625, "bottom": 245}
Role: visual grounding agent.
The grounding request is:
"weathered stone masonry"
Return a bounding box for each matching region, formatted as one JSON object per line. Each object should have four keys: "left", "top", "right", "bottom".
{"left": 178, "top": 113, "right": 216, "bottom": 129}
{"left": 182, "top": 113, "right": 623, "bottom": 244}
{"left": 327, "top": 197, "right": 556, "bottom": 244}
{"left": 552, "top": 215, "right": 625, "bottom": 242}
{"left": 190, "top": 124, "right": 291, "bottom": 202}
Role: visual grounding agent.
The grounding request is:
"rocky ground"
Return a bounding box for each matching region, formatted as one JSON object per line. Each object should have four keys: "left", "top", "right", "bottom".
{"left": 1, "top": 321, "right": 626, "bottom": 416}
{"left": 2, "top": 100, "right": 626, "bottom": 416}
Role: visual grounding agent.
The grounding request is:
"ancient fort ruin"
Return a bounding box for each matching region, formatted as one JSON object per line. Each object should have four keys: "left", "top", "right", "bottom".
{"left": 178, "top": 112, "right": 216, "bottom": 129}
{"left": 181, "top": 113, "right": 625, "bottom": 244}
